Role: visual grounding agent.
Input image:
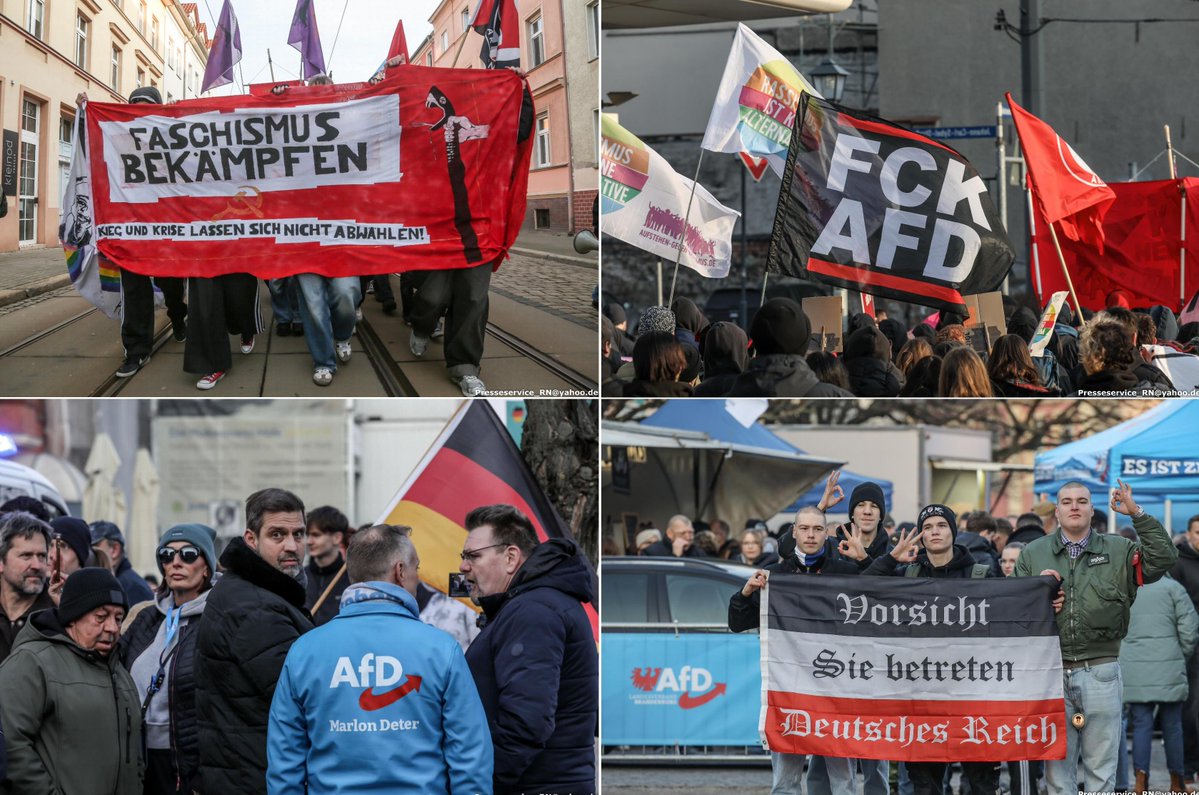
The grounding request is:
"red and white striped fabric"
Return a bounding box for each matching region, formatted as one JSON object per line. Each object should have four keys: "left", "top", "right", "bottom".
{"left": 761, "top": 575, "right": 1067, "bottom": 762}
{"left": 469, "top": 0, "right": 520, "bottom": 69}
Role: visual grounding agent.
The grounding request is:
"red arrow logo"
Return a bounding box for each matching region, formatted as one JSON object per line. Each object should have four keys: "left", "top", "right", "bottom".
{"left": 738, "top": 152, "right": 770, "bottom": 182}
{"left": 358, "top": 675, "right": 423, "bottom": 711}
{"left": 677, "top": 682, "right": 726, "bottom": 710}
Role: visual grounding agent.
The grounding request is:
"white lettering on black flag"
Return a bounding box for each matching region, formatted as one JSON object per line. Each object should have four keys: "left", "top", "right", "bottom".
{"left": 766, "top": 95, "right": 1015, "bottom": 314}
{"left": 760, "top": 575, "right": 1066, "bottom": 762}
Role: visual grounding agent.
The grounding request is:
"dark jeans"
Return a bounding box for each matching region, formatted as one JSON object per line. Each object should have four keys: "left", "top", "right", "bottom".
{"left": 908, "top": 762, "right": 997, "bottom": 795}
{"left": 409, "top": 262, "right": 492, "bottom": 377}
{"left": 1185, "top": 651, "right": 1199, "bottom": 775}
{"left": 1130, "top": 701, "right": 1186, "bottom": 775}
{"left": 120, "top": 270, "right": 186, "bottom": 357}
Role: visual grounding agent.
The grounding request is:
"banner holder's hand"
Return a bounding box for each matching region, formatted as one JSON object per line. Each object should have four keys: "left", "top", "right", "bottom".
{"left": 1040, "top": 569, "right": 1065, "bottom": 614}
{"left": 742, "top": 569, "right": 768, "bottom": 598}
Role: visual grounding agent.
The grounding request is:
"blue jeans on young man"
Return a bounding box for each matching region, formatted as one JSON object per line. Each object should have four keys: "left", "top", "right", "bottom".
{"left": 1129, "top": 701, "right": 1186, "bottom": 776}
{"left": 295, "top": 274, "right": 359, "bottom": 370}
{"left": 267, "top": 277, "right": 302, "bottom": 325}
{"left": 1115, "top": 706, "right": 1130, "bottom": 791}
{"left": 1046, "top": 661, "right": 1123, "bottom": 795}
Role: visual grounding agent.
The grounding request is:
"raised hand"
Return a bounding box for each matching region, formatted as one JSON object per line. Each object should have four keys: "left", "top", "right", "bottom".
{"left": 816, "top": 471, "right": 845, "bottom": 512}
{"left": 1110, "top": 479, "right": 1140, "bottom": 517}
{"left": 889, "top": 525, "right": 924, "bottom": 563}
{"left": 837, "top": 523, "right": 867, "bottom": 561}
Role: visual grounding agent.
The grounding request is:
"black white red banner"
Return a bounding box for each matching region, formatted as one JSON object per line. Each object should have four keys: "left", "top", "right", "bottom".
{"left": 82, "top": 67, "right": 531, "bottom": 279}
{"left": 766, "top": 95, "right": 1015, "bottom": 314}
{"left": 761, "top": 574, "right": 1066, "bottom": 762}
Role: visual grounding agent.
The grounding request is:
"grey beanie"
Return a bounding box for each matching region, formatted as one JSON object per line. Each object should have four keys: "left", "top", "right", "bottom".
{"left": 157, "top": 523, "right": 218, "bottom": 578}
{"left": 639, "top": 306, "right": 676, "bottom": 335}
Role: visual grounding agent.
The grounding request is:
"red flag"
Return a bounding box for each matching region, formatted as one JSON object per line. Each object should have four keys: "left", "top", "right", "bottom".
{"left": 469, "top": 0, "right": 520, "bottom": 69}
{"left": 387, "top": 19, "right": 409, "bottom": 65}
{"left": 1006, "top": 93, "right": 1115, "bottom": 250}
{"left": 376, "top": 402, "right": 598, "bottom": 641}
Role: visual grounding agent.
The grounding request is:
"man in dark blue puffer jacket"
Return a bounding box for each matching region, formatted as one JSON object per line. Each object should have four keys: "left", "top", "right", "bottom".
{"left": 459, "top": 504, "right": 597, "bottom": 795}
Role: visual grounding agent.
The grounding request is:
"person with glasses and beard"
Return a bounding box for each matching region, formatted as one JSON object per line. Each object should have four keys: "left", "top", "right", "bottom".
{"left": 120, "top": 525, "right": 219, "bottom": 794}
{"left": 195, "top": 489, "right": 313, "bottom": 795}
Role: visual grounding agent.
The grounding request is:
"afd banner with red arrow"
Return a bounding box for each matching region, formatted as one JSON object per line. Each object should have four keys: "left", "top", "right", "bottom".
{"left": 763, "top": 574, "right": 1066, "bottom": 762}
{"left": 82, "top": 67, "right": 531, "bottom": 279}
{"left": 767, "top": 94, "right": 1015, "bottom": 313}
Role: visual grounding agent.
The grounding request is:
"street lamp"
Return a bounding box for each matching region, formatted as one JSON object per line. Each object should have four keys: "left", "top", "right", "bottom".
{"left": 810, "top": 57, "right": 850, "bottom": 103}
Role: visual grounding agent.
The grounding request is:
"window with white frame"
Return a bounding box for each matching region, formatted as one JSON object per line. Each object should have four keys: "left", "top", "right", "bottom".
{"left": 167, "top": 37, "right": 175, "bottom": 70}
{"left": 138, "top": 1, "right": 146, "bottom": 33}
{"left": 535, "top": 113, "right": 551, "bottom": 167}
{"left": 26, "top": 0, "right": 44, "bottom": 39}
{"left": 461, "top": 8, "right": 470, "bottom": 32}
{"left": 75, "top": 13, "right": 90, "bottom": 68}
{"left": 528, "top": 15, "right": 545, "bottom": 67}
{"left": 441, "top": 31, "right": 449, "bottom": 55}
{"left": 151, "top": 17, "right": 159, "bottom": 49}
{"left": 111, "top": 45, "right": 122, "bottom": 91}
{"left": 587, "top": 2, "right": 599, "bottom": 60}
{"left": 426, "top": 51, "right": 434, "bottom": 66}
{"left": 136, "top": 68, "right": 145, "bottom": 88}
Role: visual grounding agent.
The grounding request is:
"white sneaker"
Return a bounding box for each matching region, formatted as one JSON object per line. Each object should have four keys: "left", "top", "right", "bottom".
{"left": 432, "top": 318, "right": 445, "bottom": 339}
{"left": 409, "top": 333, "right": 430, "bottom": 357}
{"left": 239, "top": 335, "right": 255, "bottom": 354}
{"left": 355, "top": 307, "right": 363, "bottom": 322}
{"left": 313, "top": 367, "right": 334, "bottom": 386}
{"left": 453, "top": 374, "right": 486, "bottom": 397}
{"left": 335, "top": 340, "right": 352, "bottom": 363}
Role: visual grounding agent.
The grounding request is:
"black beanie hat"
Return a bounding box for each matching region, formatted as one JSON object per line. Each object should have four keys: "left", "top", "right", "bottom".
{"left": 848, "top": 482, "right": 887, "bottom": 520}
{"left": 58, "top": 568, "right": 127, "bottom": 626}
{"left": 917, "top": 504, "right": 958, "bottom": 538}
{"left": 49, "top": 517, "right": 92, "bottom": 571}
{"left": 128, "top": 86, "right": 162, "bottom": 104}
{"left": 751, "top": 298, "right": 811, "bottom": 356}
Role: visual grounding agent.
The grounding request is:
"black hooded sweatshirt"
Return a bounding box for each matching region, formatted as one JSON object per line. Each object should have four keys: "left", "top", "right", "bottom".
{"left": 728, "top": 538, "right": 859, "bottom": 632}
{"left": 863, "top": 543, "right": 994, "bottom": 578}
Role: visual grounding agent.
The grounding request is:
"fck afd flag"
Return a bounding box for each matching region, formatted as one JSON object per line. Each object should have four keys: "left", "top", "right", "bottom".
{"left": 762, "top": 574, "right": 1066, "bottom": 762}
{"left": 767, "top": 95, "right": 1015, "bottom": 313}
{"left": 82, "top": 68, "right": 532, "bottom": 279}
{"left": 470, "top": 0, "right": 520, "bottom": 69}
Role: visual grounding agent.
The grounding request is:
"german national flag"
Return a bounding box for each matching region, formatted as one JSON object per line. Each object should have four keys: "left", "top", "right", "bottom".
{"left": 377, "top": 401, "right": 597, "bottom": 639}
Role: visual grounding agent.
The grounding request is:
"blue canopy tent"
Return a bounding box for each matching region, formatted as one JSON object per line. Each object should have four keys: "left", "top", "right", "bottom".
{"left": 640, "top": 400, "right": 892, "bottom": 521}
{"left": 1034, "top": 401, "right": 1199, "bottom": 531}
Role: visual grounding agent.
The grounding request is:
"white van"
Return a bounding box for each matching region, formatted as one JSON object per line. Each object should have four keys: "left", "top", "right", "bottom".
{"left": 0, "top": 459, "right": 69, "bottom": 519}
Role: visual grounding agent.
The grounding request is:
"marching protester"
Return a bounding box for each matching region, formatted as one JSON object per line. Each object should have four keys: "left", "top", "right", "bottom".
{"left": 196, "top": 489, "right": 313, "bottom": 794}
{"left": 120, "top": 524, "right": 218, "bottom": 795}
{"left": 0, "top": 512, "right": 54, "bottom": 664}
{"left": 730, "top": 506, "right": 860, "bottom": 795}
{"left": 0, "top": 567, "right": 141, "bottom": 794}
{"left": 267, "top": 277, "right": 303, "bottom": 339}
{"left": 458, "top": 504, "right": 598, "bottom": 795}
{"left": 729, "top": 298, "right": 853, "bottom": 397}
{"left": 90, "top": 520, "right": 155, "bottom": 605}
{"left": 1015, "top": 480, "right": 1179, "bottom": 795}
{"left": 622, "top": 332, "right": 694, "bottom": 397}
{"left": 1118, "top": 569, "right": 1199, "bottom": 794}
{"left": 268, "top": 524, "right": 493, "bottom": 794}
{"left": 303, "top": 505, "right": 351, "bottom": 626}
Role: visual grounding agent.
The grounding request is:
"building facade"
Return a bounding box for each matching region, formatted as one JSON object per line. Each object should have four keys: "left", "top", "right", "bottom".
{"left": 414, "top": 0, "right": 599, "bottom": 234}
{"left": 0, "top": 0, "right": 208, "bottom": 253}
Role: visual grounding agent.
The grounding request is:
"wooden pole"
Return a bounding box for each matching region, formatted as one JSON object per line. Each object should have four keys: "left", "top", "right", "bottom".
{"left": 1046, "top": 221, "right": 1084, "bottom": 319}
{"left": 309, "top": 562, "right": 347, "bottom": 616}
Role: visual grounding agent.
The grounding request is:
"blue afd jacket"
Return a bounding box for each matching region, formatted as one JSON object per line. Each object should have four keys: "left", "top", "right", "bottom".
{"left": 266, "top": 582, "right": 493, "bottom": 795}
{"left": 468, "top": 539, "right": 598, "bottom": 795}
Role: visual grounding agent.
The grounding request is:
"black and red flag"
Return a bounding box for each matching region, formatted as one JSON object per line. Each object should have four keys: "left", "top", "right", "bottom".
{"left": 767, "top": 94, "right": 1015, "bottom": 313}
{"left": 377, "top": 402, "right": 598, "bottom": 640}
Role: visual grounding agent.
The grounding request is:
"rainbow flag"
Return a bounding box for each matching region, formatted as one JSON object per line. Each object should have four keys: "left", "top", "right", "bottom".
{"left": 60, "top": 111, "right": 124, "bottom": 318}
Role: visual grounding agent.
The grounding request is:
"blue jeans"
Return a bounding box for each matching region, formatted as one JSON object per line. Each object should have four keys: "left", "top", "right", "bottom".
{"left": 772, "top": 753, "right": 855, "bottom": 795}
{"left": 1046, "top": 661, "right": 1123, "bottom": 795}
{"left": 295, "top": 274, "right": 360, "bottom": 370}
{"left": 1115, "top": 707, "right": 1130, "bottom": 791}
{"left": 267, "top": 277, "right": 301, "bottom": 324}
{"left": 1130, "top": 701, "right": 1186, "bottom": 775}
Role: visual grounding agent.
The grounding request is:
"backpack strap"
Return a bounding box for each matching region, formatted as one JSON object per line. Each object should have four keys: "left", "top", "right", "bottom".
{"left": 904, "top": 565, "right": 919, "bottom": 578}
{"left": 970, "top": 563, "right": 990, "bottom": 579}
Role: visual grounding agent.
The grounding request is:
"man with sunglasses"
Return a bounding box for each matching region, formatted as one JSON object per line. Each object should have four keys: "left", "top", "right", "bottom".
{"left": 458, "top": 504, "right": 597, "bottom": 795}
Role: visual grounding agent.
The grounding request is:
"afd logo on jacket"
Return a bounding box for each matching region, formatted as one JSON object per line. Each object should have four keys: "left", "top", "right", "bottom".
{"left": 327, "top": 654, "right": 425, "bottom": 733}
{"left": 630, "top": 665, "right": 726, "bottom": 709}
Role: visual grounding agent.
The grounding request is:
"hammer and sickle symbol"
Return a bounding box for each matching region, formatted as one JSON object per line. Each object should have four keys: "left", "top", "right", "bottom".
{"left": 211, "top": 186, "right": 265, "bottom": 221}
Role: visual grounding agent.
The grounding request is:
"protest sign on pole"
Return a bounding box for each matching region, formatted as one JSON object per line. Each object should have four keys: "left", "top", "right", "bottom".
{"left": 962, "top": 291, "right": 1007, "bottom": 354}
{"left": 81, "top": 68, "right": 532, "bottom": 279}
{"left": 601, "top": 114, "right": 739, "bottom": 279}
{"left": 802, "top": 295, "right": 843, "bottom": 353}
{"left": 766, "top": 95, "right": 1015, "bottom": 314}
{"left": 1028, "top": 291, "right": 1068, "bottom": 358}
{"left": 761, "top": 574, "right": 1066, "bottom": 762}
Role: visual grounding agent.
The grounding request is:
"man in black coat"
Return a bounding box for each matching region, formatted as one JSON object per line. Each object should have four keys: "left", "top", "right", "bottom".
{"left": 195, "top": 488, "right": 313, "bottom": 795}
{"left": 641, "top": 514, "right": 707, "bottom": 558}
{"left": 459, "top": 504, "right": 597, "bottom": 795}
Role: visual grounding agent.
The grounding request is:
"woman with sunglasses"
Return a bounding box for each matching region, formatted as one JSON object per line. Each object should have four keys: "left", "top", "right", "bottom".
{"left": 119, "top": 524, "right": 218, "bottom": 795}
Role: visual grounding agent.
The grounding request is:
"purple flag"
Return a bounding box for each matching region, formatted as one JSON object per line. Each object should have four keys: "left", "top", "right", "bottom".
{"left": 289, "top": 0, "right": 327, "bottom": 79}
{"left": 200, "top": 0, "right": 241, "bottom": 93}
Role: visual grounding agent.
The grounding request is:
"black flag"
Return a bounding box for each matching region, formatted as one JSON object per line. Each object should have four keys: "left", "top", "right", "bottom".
{"left": 767, "top": 95, "right": 1015, "bottom": 313}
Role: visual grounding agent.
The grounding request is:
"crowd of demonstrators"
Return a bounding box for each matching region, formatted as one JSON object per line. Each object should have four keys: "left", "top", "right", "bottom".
{"left": 605, "top": 288, "right": 1199, "bottom": 397}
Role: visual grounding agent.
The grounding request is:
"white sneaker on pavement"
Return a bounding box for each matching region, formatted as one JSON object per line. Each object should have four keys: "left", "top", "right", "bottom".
{"left": 409, "top": 332, "right": 429, "bottom": 357}
{"left": 313, "top": 367, "right": 334, "bottom": 386}
{"left": 453, "top": 374, "right": 486, "bottom": 397}
{"left": 431, "top": 318, "right": 445, "bottom": 339}
{"left": 335, "top": 340, "right": 352, "bottom": 363}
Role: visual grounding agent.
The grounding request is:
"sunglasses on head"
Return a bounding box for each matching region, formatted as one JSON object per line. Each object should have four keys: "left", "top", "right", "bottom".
{"left": 158, "top": 546, "right": 202, "bottom": 565}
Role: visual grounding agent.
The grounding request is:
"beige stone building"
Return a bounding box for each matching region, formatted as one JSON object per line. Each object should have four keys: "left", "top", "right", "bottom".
{"left": 0, "top": 0, "right": 208, "bottom": 252}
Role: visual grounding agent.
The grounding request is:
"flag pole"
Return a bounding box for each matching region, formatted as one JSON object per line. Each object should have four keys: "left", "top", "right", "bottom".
{"left": 656, "top": 261, "right": 663, "bottom": 307}
{"left": 667, "top": 149, "right": 706, "bottom": 307}
{"left": 1046, "top": 221, "right": 1084, "bottom": 319}
{"left": 268, "top": 48, "right": 275, "bottom": 81}
{"left": 1168, "top": 124, "right": 1187, "bottom": 307}
{"left": 760, "top": 271, "right": 770, "bottom": 307}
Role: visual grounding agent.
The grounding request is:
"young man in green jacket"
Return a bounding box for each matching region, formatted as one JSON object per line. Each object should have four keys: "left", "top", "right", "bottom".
{"left": 1015, "top": 480, "right": 1178, "bottom": 795}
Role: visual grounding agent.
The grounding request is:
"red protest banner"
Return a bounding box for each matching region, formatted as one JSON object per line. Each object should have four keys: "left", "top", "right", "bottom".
{"left": 85, "top": 67, "right": 531, "bottom": 279}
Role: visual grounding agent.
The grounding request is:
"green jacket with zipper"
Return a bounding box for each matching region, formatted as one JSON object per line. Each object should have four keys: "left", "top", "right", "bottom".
{"left": 0, "top": 609, "right": 143, "bottom": 795}
{"left": 1014, "top": 512, "right": 1179, "bottom": 661}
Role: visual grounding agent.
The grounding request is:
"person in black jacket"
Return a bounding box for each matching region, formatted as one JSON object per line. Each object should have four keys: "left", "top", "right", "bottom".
{"left": 459, "top": 504, "right": 597, "bottom": 795}
{"left": 694, "top": 322, "right": 749, "bottom": 397}
{"left": 642, "top": 515, "right": 707, "bottom": 558}
{"left": 729, "top": 507, "right": 860, "bottom": 795}
{"left": 195, "top": 488, "right": 313, "bottom": 795}
{"left": 844, "top": 326, "right": 902, "bottom": 397}
{"left": 120, "top": 523, "right": 218, "bottom": 795}
{"left": 302, "top": 506, "right": 350, "bottom": 626}
{"left": 729, "top": 298, "right": 853, "bottom": 397}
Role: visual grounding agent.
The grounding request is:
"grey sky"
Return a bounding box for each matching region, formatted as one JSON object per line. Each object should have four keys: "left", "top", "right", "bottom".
{"left": 196, "top": 0, "right": 442, "bottom": 94}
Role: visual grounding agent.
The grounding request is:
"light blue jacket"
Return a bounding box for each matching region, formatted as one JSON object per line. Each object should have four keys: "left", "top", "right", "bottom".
{"left": 267, "top": 582, "right": 493, "bottom": 795}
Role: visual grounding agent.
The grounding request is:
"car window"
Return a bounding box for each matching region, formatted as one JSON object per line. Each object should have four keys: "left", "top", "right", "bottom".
{"left": 664, "top": 573, "right": 739, "bottom": 627}
{"left": 601, "top": 572, "right": 651, "bottom": 624}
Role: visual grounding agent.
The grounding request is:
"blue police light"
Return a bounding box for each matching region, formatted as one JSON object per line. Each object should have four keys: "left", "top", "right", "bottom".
{"left": 0, "top": 434, "right": 17, "bottom": 458}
